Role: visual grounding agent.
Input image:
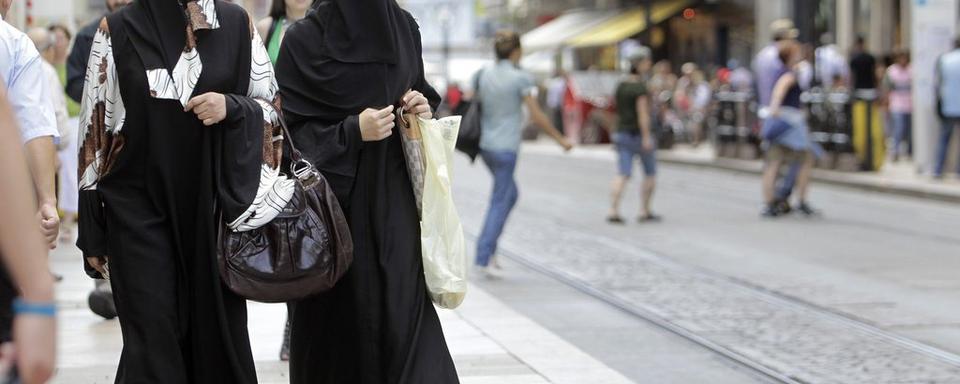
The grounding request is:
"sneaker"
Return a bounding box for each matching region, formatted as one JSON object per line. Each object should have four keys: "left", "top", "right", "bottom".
{"left": 88, "top": 289, "right": 117, "bottom": 320}
{"left": 797, "top": 202, "right": 819, "bottom": 217}
{"left": 760, "top": 205, "right": 779, "bottom": 218}
{"left": 774, "top": 199, "right": 792, "bottom": 215}
{"left": 473, "top": 265, "right": 502, "bottom": 280}
{"left": 489, "top": 255, "right": 503, "bottom": 270}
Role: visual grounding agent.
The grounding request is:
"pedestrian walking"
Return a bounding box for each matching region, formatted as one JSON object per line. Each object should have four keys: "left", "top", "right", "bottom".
{"left": 688, "top": 70, "right": 712, "bottom": 146}
{"left": 649, "top": 60, "right": 678, "bottom": 145}
{"left": 65, "top": 0, "right": 130, "bottom": 104}
{"left": 46, "top": 24, "right": 80, "bottom": 117}
{"left": 29, "top": 27, "right": 77, "bottom": 254}
{"left": 274, "top": 1, "right": 460, "bottom": 383}
{"left": 754, "top": 19, "right": 797, "bottom": 108}
{"left": 608, "top": 47, "right": 660, "bottom": 224}
{"left": 546, "top": 69, "right": 567, "bottom": 132}
{"left": 772, "top": 44, "right": 819, "bottom": 216}
{"left": 934, "top": 36, "right": 960, "bottom": 179}
{"left": 76, "top": 1, "right": 290, "bottom": 382}
{"left": 256, "top": 0, "right": 312, "bottom": 65}
{"left": 65, "top": 0, "right": 130, "bottom": 322}
{"left": 0, "top": 84, "right": 58, "bottom": 384}
{"left": 761, "top": 41, "right": 816, "bottom": 217}
{"left": 0, "top": 0, "right": 60, "bottom": 251}
{"left": 849, "top": 36, "right": 878, "bottom": 92}
{"left": 472, "top": 30, "right": 572, "bottom": 277}
{"left": 815, "top": 33, "right": 849, "bottom": 90}
{"left": 884, "top": 49, "right": 912, "bottom": 161}
{"left": 753, "top": 19, "right": 817, "bottom": 216}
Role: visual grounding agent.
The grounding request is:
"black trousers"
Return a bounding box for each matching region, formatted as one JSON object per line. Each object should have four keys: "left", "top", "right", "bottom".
{"left": 0, "top": 265, "right": 17, "bottom": 342}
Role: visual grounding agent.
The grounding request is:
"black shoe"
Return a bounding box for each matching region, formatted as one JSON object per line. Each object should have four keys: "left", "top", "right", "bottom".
{"left": 797, "top": 202, "right": 819, "bottom": 217}
{"left": 88, "top": 289, "right": 117, "bottom": 320}
{"left": 607, "top": 215, "right": 625, "bottom": 224}
{"left": 774, "top": 199, "right": 792, "bottom": 215}
{"left": 760, "top": 205, "right": 779, "bottom": 218}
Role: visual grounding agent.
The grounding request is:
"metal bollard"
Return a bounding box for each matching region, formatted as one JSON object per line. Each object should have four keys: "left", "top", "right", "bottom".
{"left": 851, "top": 89, "right": 886, "bottom": 171}
{"left": 712, "top": 90, "right": 756, "bottom": 159}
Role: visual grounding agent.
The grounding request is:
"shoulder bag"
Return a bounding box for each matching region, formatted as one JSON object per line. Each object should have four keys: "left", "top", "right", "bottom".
{"left": 217, "top": 103, "right": 354, "bottom": 303}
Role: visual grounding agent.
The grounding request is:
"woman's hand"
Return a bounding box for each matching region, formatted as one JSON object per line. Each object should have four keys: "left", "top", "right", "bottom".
{"left": 87, "top": 256, "right": 109, "bottom": 279}
{"left": 401, "top": 90, "right": 432, "bottom": 119}
{"left": 13, "top": 314, "right": 56, "bottom": 384}
{"left": 359, "top": 105, "right": 396, "bottom": 142}
{"left": 185, "top": 93, "right": 227, "bottom": 126}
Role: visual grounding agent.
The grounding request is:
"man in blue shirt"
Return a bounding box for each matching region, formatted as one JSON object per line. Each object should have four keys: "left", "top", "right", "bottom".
{"left": 753, "top": 19, "right": 817, "bottom": 217}
{"left": 935, "top": 36, "right": 960, "bottom": 178}
{"left": 473, "top": 30, "right": 571, "bottom": 278}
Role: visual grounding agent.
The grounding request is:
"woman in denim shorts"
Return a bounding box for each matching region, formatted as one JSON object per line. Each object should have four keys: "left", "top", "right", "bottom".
{"left": 608, "top": 47, "right": 661, "bottom": 224}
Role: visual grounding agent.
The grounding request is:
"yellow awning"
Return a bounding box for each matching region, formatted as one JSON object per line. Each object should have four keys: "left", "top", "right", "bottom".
{"left": 566, "top": 1, "right": 691, "bottom": 48}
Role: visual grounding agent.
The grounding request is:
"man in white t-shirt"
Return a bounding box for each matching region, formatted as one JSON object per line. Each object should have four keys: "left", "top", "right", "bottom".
{"left": 1, "top": 3, "right": 61, "bottom": 248}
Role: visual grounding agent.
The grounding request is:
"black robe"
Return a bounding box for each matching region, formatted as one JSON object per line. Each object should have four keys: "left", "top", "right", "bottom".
{"left": 276, "top": 3, "right": 460, "bottom": 383}
{"left": 76, "top": 1, "right": 281, "bottom": 383}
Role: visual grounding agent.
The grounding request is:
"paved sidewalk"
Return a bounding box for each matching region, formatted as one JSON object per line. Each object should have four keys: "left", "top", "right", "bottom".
{"left": 528, "top": 141, "right": 960, "bottom": 203}
{"left": 48, "top": 243, "right": 633, "bottom": 384}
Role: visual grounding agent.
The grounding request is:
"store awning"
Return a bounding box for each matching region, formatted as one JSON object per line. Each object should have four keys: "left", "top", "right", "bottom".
{"left": 566, "top": 1, "right": 691, "bottom": 48}
{"left": 521, "top": 10, "right": 618, "bottom": 52}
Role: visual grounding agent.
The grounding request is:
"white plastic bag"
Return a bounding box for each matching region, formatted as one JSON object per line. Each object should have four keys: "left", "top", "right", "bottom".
{"left": 416, "top": 115, "right": 467, "bottom": 309}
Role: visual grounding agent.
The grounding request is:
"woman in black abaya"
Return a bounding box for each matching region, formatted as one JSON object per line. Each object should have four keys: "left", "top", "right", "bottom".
{"left": 276, "top": 1, "right": 460, "bottom": 383}
{"left": 77, "top": 0, "right": 289, "bottom": 382}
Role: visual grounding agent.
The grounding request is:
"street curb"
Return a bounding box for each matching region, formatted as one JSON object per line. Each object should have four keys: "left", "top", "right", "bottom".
{"left": 522, "top": 143, "right": 960, "bottom": 204}
{"left": 658, "top": 154, "right": 960, "bottom": 204}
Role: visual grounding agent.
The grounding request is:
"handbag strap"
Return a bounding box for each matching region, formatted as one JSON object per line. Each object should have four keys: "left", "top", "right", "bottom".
{"left": 264, "top": 99, "right": 321, "bottom": 187}
{"left": 264, "top": 100, "right": 304, "bottom": 162}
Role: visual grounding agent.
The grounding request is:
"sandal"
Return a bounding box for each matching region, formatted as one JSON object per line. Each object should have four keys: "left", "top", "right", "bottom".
{"left": 638, "top": 214, "right": 662, "bottom": 223}
{"left": 606, "top": 215, "right": 625, "bottom": 224}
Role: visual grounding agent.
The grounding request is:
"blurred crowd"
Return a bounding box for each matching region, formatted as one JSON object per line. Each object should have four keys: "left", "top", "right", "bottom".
{"left": 483, "top": 24, "right": 955, "bottom": 173}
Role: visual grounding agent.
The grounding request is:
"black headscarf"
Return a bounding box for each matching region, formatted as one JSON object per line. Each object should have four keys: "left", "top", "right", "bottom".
{"left": 320, "top": 0, "right": 412, "bottom": 64}
{"left": 124, "top": 0, "right": 188, "bottom": 72}
{"left": 277, "top": 0, "right": 439, "bottom": 200}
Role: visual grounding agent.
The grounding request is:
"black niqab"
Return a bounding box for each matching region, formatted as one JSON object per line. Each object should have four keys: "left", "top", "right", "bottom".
{"left": 276, "top": 2, "right": 457, "bottom": 382}
{"left": 321, "top": 0, "right": 412, "bottom": 64}
{"left": 124, "top": 0, "right": 188, "bottom": 71}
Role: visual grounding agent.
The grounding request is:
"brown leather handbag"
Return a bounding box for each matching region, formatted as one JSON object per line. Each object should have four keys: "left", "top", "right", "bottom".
{"left": 217, "top": 105, "right": 353, "bottom": 303}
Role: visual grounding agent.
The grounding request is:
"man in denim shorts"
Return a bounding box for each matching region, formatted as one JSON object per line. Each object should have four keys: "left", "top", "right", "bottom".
{"left": 608, "top": 47, "right": 660, "bottom": 223}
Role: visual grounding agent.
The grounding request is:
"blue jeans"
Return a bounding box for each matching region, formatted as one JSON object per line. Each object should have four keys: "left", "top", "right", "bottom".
{"left": 613, "top": 132, "right": 657, "bottom": 177}
{"left": 775, "top": 162, "right": 801, "bottom": 200}
{"left": 890, "top": 112, "right": 912, "bottom": 157}
{"left": 935, "top": 118, "right": 960, "bottom": 177}
{"left": 476, "top": 150, "right": 519, "bottom": 267}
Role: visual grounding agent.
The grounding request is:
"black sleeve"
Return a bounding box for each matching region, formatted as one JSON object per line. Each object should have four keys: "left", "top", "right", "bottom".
{"left": 77, "top": 190, "right": 108, "bottom": 278}
{"left": 66, "top": 32, "right": 94, "bottom": 103}
{"left": 289, "top": 116, "right": 363, "bottom": 206}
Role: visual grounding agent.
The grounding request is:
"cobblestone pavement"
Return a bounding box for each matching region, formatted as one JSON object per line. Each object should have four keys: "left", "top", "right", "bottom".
{"left": 452, "top": 149, "right": 960, "bottom": 383}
